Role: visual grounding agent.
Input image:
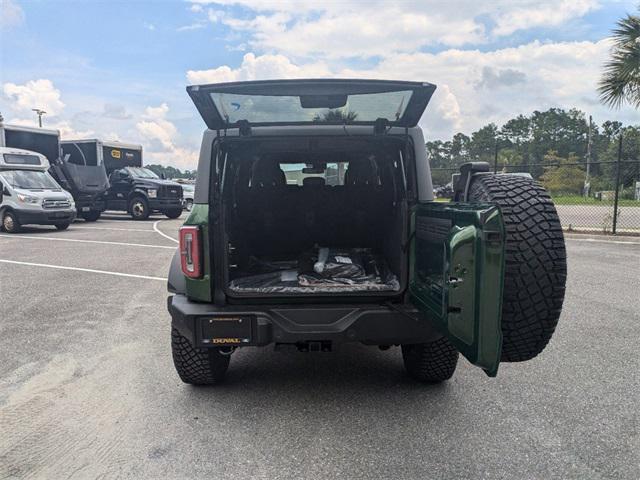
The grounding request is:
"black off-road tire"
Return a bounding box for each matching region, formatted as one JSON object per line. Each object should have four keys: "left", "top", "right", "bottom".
{"left": 468, "top": 174, "right": 567, "bottom": 362}
{"left": 164, "top": 208, "right": 183, "bottom": 219}
{"left": 402, "top": 337, "right": 459, "bottom": 383}
{"left": 55, "top": 222, "right": 71, "bottom": 231}
{"left": 129, "top": 196, "right": 150, "bottom": 220}
{"left": 171, "top": 328, "right": 230, "bottom": 385}
{"left": 1, "top": 211, "right": 21, "bottom": 233}
{"left": 81, "top": 210, "right": 101, "bottom": 222}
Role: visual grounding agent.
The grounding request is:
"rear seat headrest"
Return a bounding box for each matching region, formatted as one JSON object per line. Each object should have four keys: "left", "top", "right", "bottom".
{"left": 302, "top": 177, "right": 325, "bottom": 187}
{"left": 251, "top": 158, "right": 286, "bottom": 187}
{"left": 344, "top": 159, "right": 379, "bottom": 186}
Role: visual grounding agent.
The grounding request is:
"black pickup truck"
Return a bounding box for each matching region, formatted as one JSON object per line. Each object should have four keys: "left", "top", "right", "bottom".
{"left": 106, "top": 166, "right": 183, "bottom": 220}
{"left": 63, "top": 140, "right": 183, "bottom": 220}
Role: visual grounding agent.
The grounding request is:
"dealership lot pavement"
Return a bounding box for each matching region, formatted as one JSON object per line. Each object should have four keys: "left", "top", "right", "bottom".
{"left": 1, "top": 215, "right": 639, "bottom": 479}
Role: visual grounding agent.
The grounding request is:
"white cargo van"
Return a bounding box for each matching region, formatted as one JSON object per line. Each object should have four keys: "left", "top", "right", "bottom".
{"left": 0, "top": 146, "right": 76, "bottom": 233}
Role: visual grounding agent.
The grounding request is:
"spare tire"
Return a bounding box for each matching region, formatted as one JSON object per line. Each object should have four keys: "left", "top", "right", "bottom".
{"left": 468, "top": 174, "right": 567, "bottom": 362}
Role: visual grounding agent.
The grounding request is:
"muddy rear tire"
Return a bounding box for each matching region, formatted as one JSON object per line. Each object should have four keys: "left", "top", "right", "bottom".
{"left": 468, "top": 174, "right": 567, "bottom": 362}
{"left": 171, "top": 329, "right": 230, "bottom": 385}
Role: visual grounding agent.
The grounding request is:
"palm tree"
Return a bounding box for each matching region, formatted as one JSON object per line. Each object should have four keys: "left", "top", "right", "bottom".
{"left": 598, "top": 12, "right": 640, "bottom": 109}
{"left": 312, "top": 110, "right": 358, "bottom": 123}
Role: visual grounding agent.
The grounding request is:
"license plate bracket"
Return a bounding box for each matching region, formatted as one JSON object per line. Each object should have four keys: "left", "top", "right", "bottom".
{"left": 198, "top": 316, "right": 253, "bottom": 346}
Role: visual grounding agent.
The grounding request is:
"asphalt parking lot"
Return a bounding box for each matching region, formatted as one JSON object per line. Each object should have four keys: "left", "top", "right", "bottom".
{"left": 1, "top": 215, "right": 639, "bottom": 479}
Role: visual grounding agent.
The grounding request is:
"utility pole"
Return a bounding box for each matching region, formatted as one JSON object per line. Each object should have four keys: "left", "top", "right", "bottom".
{"left": 584, "top": 115, "right": 592, "bottom": 197}
{"left": 612, "top": 133, "right": 623, "bottom": 235}
{"left": 32, "top": 108, "right": 46, "bottom": 127}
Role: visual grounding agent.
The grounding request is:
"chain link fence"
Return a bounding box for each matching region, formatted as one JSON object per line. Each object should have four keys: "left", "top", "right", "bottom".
{"left": 432, "top": 158, "right": 640, "bottom": 235}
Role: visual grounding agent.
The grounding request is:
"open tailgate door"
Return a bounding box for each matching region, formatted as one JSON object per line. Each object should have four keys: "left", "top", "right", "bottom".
{"left": 410, "top": 202, "right": 505, "bottom": 376}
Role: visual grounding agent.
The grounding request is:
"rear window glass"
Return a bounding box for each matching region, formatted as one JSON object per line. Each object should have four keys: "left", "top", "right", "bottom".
{"left": 281, "top": 162, "right": 348, "bottom": 186}
{"left": 211, "top": 90, "right": 413, "bottom": 125}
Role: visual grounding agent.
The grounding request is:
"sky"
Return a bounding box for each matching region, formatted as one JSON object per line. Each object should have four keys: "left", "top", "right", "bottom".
{"left": 1, "top": 0, "right": 638, "bottom": 169}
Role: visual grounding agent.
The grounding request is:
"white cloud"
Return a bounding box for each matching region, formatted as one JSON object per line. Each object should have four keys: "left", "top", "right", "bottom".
{"left": 136, "top": 104, "right": 198, "bottom": 169}
{"left": 492, "top": 0, "right": 599, "bottom": 37}
{"left": 143, "top": 22, "right": 155, "bottom": 31}
{"left": 187, "top": 52, "right": 330, "bottom": 84}
{"left": 177, "top": 22, "right": 206, "bottom": 32}
{"left": 102, "top": 103, "right": 132, "bottom": 120}
{"left": 218, "top": 8, "right": 485, "bottom": 58}
{"left": 2, "top": 79, "right": 66, "bottom": 116}
{"left": 0, "top": 0, "right": 24, "bottom": 29}
{"left": 188, "top": 0, "right": 603, "bottom": 59}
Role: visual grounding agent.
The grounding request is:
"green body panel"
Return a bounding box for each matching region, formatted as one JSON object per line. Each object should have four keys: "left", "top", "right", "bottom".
{"left": 410, "top": 202, "right": 505, "bottom": 376}
{"left": 183, "top": 203, "right": 212, "bottom": 302}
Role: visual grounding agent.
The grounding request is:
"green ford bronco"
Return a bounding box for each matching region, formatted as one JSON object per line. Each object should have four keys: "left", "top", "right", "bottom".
{"left": 167, "top": 79, "right": 566, "bottom": 385}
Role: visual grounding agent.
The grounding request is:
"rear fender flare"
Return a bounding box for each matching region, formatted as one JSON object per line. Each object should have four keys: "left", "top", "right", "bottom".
{"left": 168, "top": 248, "right": 187, "bottom": 294}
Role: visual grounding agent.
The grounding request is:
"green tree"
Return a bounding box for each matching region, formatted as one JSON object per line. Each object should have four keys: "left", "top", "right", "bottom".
{"left": 469, "top": 123, "right": 498, "bottom": 162}
{"left": 539, "top": 152, "right": 585, "bottom": 195}
{"left": 312, "top": 110, "right": 358, "bottom": 123}
{"left": 598, "top": 12, "right": 640, "bottom": 109}
{"left": 146, "top": 164, "right": 196, "bottom": 180}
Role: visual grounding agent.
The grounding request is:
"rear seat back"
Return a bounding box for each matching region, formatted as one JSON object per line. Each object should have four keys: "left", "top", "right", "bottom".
{"left": 244, "top": 159, "right": 290, "bottom": 254}
{"left": 341, "top": 159, "right": 385, "bottom": 246}
{"left": 237, "top": 157, "right": 390, "bottom": 255}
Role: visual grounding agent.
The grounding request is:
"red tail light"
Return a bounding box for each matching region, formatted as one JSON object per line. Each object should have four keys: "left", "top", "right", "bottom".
{"left": 179, "top": 226, "right": 202, "bottom": 278}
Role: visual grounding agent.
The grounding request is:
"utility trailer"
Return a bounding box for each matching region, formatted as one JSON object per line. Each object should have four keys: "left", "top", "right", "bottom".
{"left": 0, "top": 123, "right": 109, "bottom": 222}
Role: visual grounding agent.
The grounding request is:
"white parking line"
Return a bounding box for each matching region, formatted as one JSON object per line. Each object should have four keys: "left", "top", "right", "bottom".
{"left": 565, "top": 237, "right": 640, "bottom": 245}
{"left": 0, "top": 259, "right": 167, "bottom": 281}
{"left": 153, "top": 220, "right": 179, "bottom": 244}
{"left": 0, "top": 234, "right": 176, "bottom": 249}
{"left": 72, "top": 226, "right": 155, "bottom": 233}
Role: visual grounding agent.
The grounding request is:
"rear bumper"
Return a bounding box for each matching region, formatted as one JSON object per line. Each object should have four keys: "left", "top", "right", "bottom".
{"left": 168, "top": 294, "right": 439, "bottom": 348}
{"left": 14, "top": 208, "right": 77, "bottom": 225}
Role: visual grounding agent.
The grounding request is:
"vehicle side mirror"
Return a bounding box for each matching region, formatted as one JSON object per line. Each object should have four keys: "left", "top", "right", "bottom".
{"left": 161, "top": 173, "right": 166, "bottom": 180}
{"left": 2, "top": 186, "right": 10, "bottom": 196}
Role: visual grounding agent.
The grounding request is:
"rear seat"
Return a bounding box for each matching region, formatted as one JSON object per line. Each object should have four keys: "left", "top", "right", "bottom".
{"left": 240, "top": 157, "right": 388, "bottom": 256}
{"left": 340, "top": 159, "right": 385, "bottom": 246}
{"left": 244, "top": 159, "right": 291, "bottom": 255}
